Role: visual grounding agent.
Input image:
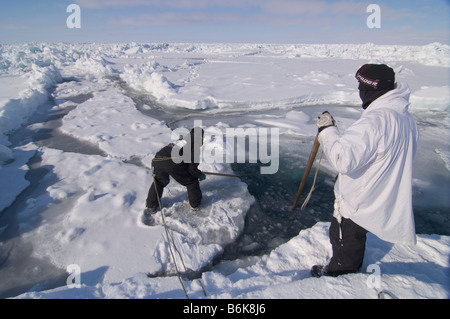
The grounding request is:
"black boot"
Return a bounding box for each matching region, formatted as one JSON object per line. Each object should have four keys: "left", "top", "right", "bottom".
{"left": 311, "top": 265, "right": 336, "bottom": 278}
{"left": 142, "top": 207, "right": 158, "bottom": 226}
{"left": 311, "top": 264, "right": 362, "bottom": 278}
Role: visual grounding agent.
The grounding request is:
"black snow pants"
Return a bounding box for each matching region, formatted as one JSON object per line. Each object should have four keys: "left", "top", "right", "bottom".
{"left": 146, "top": 157, "right": 202, "bottom": 209}
{"left": 327, "top": 217, "right": 368, "bottom": 276}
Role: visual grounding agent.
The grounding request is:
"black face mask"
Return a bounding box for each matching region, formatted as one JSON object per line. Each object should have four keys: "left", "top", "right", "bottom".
{"left": 359, "top": 89, "right": 391, "bottom": 109}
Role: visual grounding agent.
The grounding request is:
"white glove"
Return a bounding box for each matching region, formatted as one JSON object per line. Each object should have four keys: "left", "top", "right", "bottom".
{"left": 316, "top": 111, "right": 335, "bottom": 132}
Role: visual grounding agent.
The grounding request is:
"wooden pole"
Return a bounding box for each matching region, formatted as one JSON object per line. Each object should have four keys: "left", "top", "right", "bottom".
{"left": 291, "top": 132, "right": 321, "bottom": 211}
{"left": 203, "top": 172, "right": 255, "bottom": 178}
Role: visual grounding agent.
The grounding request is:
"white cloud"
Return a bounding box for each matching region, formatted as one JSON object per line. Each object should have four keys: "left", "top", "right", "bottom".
{"left": 261, "top": 0, "right": 330, "bottom": 16}
{"left": 74, "top": 0, "right": 149, "bottom": 9}
{"left": 104, "top": 0, "right": 369, "bottom": 27}
{"left": 75, "top": 0, "right": 256, "bottom": 9}
{"left": 110, "top": 10, "right": 249, "bottom": 27}
{"left": 0, "top": 24, "right": 30, "bottom": 30}
{"left": 110, "top": 12, "right": 205, "bottom": 26}
{"left": 75, "top": 0, "right": 366, "bottom": 15}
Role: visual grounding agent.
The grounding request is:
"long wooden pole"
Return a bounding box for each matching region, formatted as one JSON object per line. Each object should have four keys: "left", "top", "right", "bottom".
{"left": 291, "top": 132, "right": 321, "bottom": 211}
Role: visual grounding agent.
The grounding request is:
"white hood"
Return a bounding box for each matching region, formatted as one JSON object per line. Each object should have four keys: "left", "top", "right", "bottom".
{"left": 367, "top": 82, "right": 411, "bottom": 113}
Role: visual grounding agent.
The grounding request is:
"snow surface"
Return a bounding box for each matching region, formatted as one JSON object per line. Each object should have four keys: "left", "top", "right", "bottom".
{"left": 0, "top": 42, "right": 449, "bottom": 299}
{"left": 12, "top": 222, "right": 450, "bottom": 299}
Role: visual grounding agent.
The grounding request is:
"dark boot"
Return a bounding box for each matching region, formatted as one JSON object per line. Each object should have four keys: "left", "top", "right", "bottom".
{"left": 312, "top": 217, "right": 368, "bottom": 277}
{"left": 142, "top": 207, "right": 158, "bottom": 226}
{"left": 187, "top": 182, "right": 202, "bottom": 209}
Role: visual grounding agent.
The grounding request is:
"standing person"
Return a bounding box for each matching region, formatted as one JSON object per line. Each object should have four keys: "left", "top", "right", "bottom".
{"left": 143, "top": 127, "right": 206, "bottom": 225}
{"left": 311, "top": 64, "right": 419, "bottom": 277}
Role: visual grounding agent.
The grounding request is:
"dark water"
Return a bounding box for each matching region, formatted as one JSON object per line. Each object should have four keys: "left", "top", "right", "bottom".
{"left": 223, "top": 138, "right": 336, "bottom": 259}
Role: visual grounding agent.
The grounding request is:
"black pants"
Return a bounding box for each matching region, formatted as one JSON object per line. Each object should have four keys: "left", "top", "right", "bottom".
{"left": 146, "top": 159, "right": 202, "bottom": 209}
{"left": 327, "top": 217, "right": 368, "bottom": 275}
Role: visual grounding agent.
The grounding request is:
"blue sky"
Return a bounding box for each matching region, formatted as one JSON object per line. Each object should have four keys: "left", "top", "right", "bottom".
{"left": 0, "top": 0, "right": 448, "bottom": 44}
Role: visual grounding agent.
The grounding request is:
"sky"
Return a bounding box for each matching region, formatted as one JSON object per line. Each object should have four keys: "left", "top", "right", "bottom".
{"left": 0, "top": 0, "right": 448, "bottom": 45}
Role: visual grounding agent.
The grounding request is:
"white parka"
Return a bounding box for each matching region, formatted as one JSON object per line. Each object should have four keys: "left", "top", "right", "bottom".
{"left": 319, "top": 82, "right": 419, "bottom": 245}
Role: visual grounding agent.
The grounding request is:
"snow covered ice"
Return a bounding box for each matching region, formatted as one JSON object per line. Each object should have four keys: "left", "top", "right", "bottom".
{"left": 0, "top": 42, "right": 449, "bottom": 299}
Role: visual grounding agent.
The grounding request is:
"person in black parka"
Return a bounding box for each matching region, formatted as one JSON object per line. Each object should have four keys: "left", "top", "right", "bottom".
{"left": 145, "top": 127, "right": 205, "bottom": 214}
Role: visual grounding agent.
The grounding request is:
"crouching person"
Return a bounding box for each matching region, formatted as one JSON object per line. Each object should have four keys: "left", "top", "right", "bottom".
{"left": 143, "top": 127, "right": 206, "bottom": 225}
